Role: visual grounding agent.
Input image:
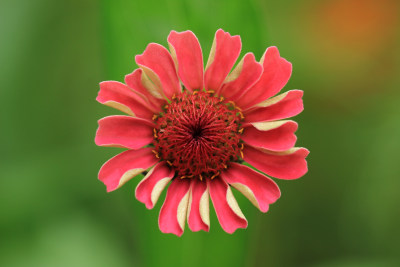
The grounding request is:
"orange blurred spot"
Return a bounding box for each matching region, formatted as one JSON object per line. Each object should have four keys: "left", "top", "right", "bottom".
{"left": 317, "top": 0, "right": 398, "bottom": 50}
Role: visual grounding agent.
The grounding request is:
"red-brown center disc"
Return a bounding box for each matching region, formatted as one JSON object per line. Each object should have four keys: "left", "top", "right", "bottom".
{"left": 153, "top": 90, "right": 244, "bottom": 180}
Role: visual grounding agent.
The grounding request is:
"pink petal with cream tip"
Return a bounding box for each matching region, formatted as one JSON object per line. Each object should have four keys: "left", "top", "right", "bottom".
{"left": 242, "top": 120, "right": 298, "bottom": 151}
{"left": 135, "top": 43, "right": 181, "bottom": 100}
{"left": 135, "top": 162, "right": 174, "bottom": 209}
{"left": 243, "top": 145, "right": 309, "bottom": 180}
{"left": 235, "top": 46, "right": 292, "bottom": 110}
{"left": 124, "top": 69, "right": 165, "bottom": 110}
{"left": 98, "top": 148, "right": 158, "bottom": 192}
{"left": 221, "top": 163, "right": 280, "bottom": 213}
{"left": 204, "top": 29, "right": 241, "bottom": 91}
{"left": 244, "top": 90, "right": 304, "bottom": 123}
{"left": 208, "top": 178, "right": 247, "bottom": 234}
{"left": 218, "top": 53, "right": 263, "bottom": 100}
{"left": 95, "top": 115, "right": 154, "bottom": 149}
{"left": 97, "top": 81, "right": 155, "bottom": 120}
{"left": 159, "top": 179, "right": 191, "bottom": 236}
{"left": 168, "top": 30, "right": 204, "bottom": 91}
{"left": 187, "top": 179, "right": 210, "bottom": 232}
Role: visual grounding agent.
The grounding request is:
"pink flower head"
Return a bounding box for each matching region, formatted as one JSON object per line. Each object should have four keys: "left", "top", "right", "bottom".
{"left": 95, "top": 29, "right": 309, "bottom": 236}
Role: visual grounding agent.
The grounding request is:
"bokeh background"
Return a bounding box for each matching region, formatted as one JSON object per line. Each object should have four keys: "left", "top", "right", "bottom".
{"left": 1, "top": 0, "right": 399, "bottom": 266}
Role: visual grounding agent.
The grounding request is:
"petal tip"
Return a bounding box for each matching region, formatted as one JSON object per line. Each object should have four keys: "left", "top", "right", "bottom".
{"left": 225, "top": 221, "right": 248, "bottom": 234}
{"left": 159, "top": 227, "right": 184, "bottom": 237}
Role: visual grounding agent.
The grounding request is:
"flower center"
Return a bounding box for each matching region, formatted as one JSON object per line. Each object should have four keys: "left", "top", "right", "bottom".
{"left": 153, "top": 90, "right": 244, "bottom": 180}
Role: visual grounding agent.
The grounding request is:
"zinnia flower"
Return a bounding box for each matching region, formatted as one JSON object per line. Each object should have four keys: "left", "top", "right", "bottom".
{"left": 95, "top": 29, "right": 309, "bottom": 236}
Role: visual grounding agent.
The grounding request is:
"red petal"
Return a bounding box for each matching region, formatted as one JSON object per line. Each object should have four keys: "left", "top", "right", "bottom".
{"left": 187, "top": 179, "right": 209, "bottom": 232}
{"left": 236, "top": 46, "right": 292, "bottom": 110}
{"left": 96, "top": 81, "right": 155, "bottom": 120}
{"left": 208, "top": 178, "right": 247, "bottom": 234}
{"left": 242, "top": 120, "right": 298, "bottom": 151}
{"left": 204, "top": 29, "right": 241, "bottom": 91}
{"left": 135, "top": 162, "right": 174, "bottom": 209}
{"left": 244, "top": 90, "right": 304, "bottom": 123}
{"left": 159, "top": 179, "right": 191, "bottom": 236}
{"left": 124, "top": 68, "right": 165, "bottom": 110}
{"left": 243, "top": 145, "right": 309, "bottom": 179}
{"left": 98, "top": 148, "right": 158, "bottom": 192}
{"left": 221, "top": 163, "right": 280, "bottom": 213}
{"left": 95, "top": 116, "right": 154, "bottom": 149}
{"left": 135, "top": 43, "right": 181, "bottom": 100}
{"left": 168, "top": 30, "right": 204, "bottom": 91}
{"left": 218, "top": 53, "right": 263, "bottom": 100}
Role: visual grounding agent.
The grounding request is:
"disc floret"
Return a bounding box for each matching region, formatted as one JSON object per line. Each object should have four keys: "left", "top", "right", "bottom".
{"left": 153, "top": 90, "right": 244, "bottom": 180}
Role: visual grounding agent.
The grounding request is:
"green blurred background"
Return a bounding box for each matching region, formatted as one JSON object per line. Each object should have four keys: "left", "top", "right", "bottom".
{"left": 1, "top": 0, "right": 399, "bottom": 266}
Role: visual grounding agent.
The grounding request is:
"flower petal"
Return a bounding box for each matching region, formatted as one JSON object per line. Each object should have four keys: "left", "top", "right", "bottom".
{"left": 235, "top": 46, "right": 292, "bottom": 110}
{"left": 124, "top": 68, "right": 165, "bottom": 109}
{"left": 187, "top": 179, "right": 210, "bottom": 232}
{"left": 168, "top": 30, "right": 204, "bottom": 91}
{"left": 242, "top": 120, "right": 298, "bottom": 151}
{"left": 243, "top": 145, "right": 309, "bottom": 179}
{"left": 217, "top": 53, "right": 263, "bottom": 100}
{"left": 98, "top": 148, "right": 158, "bottom": 192}
{"left": 95, "top": 115, "right": 154, "bottom": 149}
{"left": 135, "top": 43, "right": 181, "bottom": 100}
{"left": 96, "top": 81, "right": 156, "bottom": 119}
{"left": 208, "top": 178, "right": 247, "bottom": 234}
{"left": 244, "top": 90, "right": 304, "bottom": 123}
{"left": 135, "top": 162, "right": 174, "bottom": 209}
{"left": 159, "top": 179, "right": 191, "bottom": 236}
{"left": 221, "top": 163, "right": 281, "bottom": 213}
{"left": 204, "top": 29, "right": 241, "bottom": 91}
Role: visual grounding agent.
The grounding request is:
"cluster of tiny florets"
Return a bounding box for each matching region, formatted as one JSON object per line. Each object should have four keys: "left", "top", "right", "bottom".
{"left": 152, "top": 90, "right": 244, "bottom": 181}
